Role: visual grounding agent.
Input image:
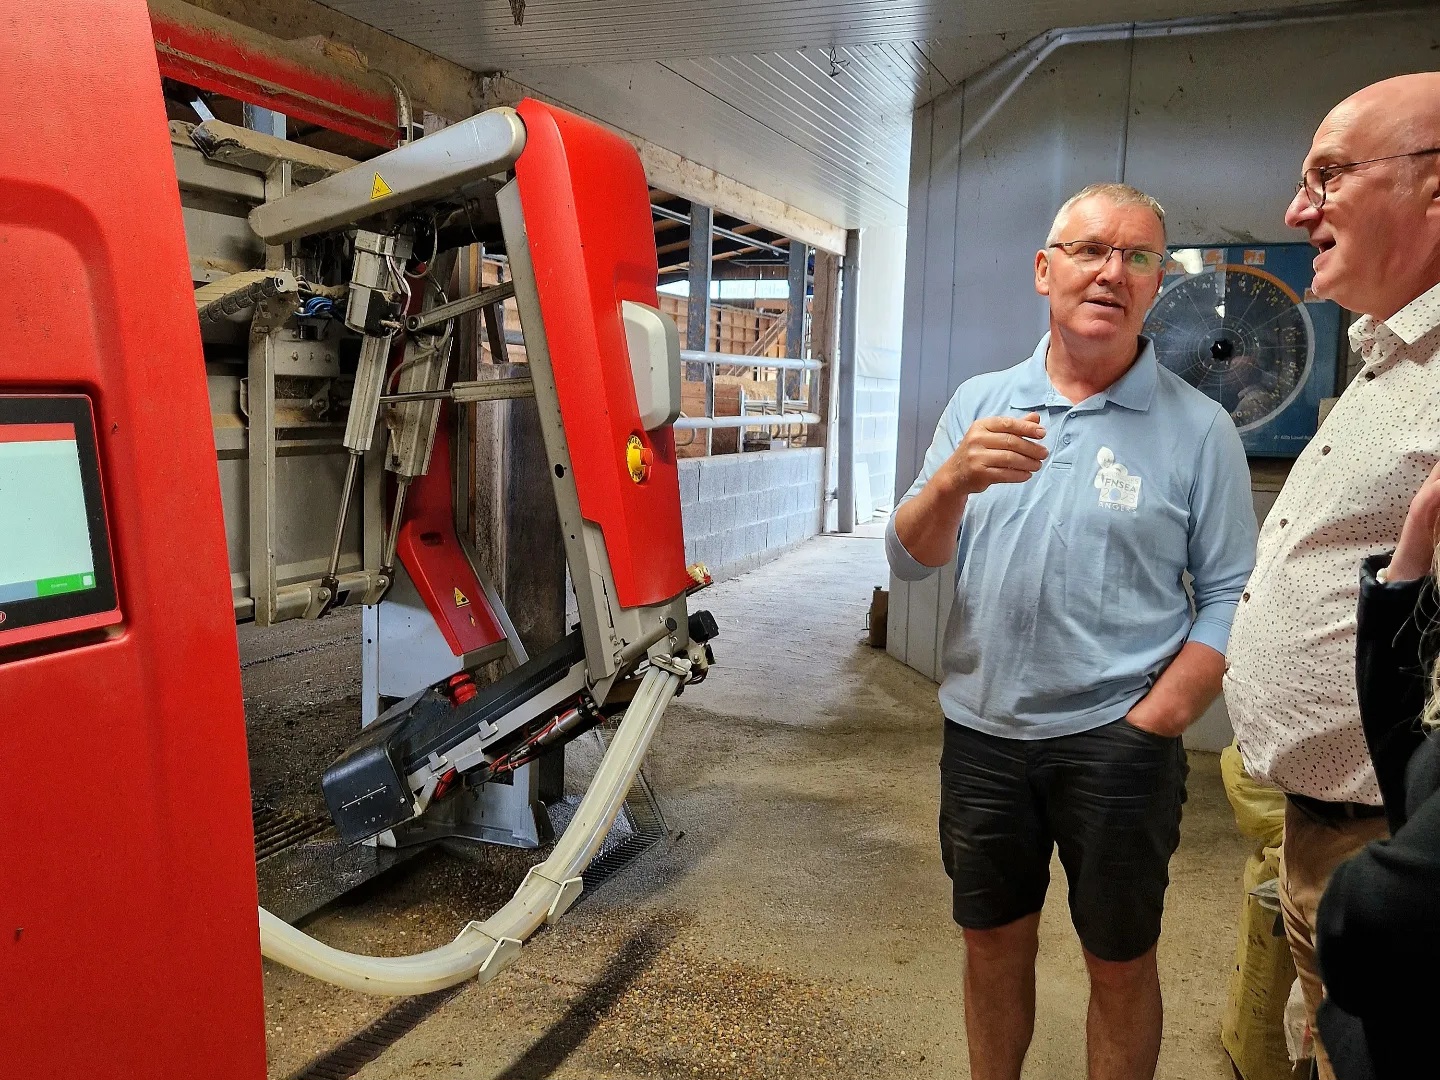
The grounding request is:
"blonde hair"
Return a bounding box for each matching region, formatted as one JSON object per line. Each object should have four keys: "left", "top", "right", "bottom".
{"left": 1046, "top": 183, "right": 1167, "bottom": 247}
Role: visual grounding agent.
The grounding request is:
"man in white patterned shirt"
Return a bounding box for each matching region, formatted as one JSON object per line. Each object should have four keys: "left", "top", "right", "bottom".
{"left": 1225, "top": 72, "right": 1440, "bottom": 1079}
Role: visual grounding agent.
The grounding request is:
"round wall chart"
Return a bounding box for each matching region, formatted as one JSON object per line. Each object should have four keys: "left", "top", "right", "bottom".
{"left": 1143, "top": 245, "right": 1342, "bottom": 458}
{"left": 1146, "top": 265, "right": 1312, "bottom": 433}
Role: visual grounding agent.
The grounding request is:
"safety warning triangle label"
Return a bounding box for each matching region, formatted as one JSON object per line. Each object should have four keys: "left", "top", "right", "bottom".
{"left": 453, "top": 587, "right": 470, "bottom": 608}
{"left": 370, "top": 172, "right": 392, "bottom": 200}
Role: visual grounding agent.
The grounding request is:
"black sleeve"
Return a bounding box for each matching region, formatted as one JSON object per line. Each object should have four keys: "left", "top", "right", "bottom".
{"left": 1355, "top": 553, "right": 1437, "bottom": 831}
{"left": 1315, "top": 999, "right": 1377, "bottom": 1080}
{"left": 1316, "top": 784, "right": 1440, "bottom": 1021}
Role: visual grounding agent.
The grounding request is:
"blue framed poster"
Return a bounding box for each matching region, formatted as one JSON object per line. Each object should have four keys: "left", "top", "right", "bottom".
{"left": 1143, "top": 243, "right": 1344, "bottom": 458}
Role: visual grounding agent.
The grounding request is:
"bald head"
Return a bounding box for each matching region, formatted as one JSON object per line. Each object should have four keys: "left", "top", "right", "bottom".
{"left": 1322, "top": 73, "right": 1440, "bottom": 163}
{"left": 1286, "top": 72, "right": 1440, "bottom": 320}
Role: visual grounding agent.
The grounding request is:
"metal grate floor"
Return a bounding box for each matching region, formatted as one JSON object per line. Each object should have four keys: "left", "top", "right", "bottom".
{"left": 546, "top": 767, "right": 669, "bottom": 892}
{"left": 253, "top": 806, "right": 333, "bottom": 863}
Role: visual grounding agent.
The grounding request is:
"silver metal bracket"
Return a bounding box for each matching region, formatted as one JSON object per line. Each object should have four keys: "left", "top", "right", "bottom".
{"left": 649, "top": 654, "right": 692, "bottom": 679}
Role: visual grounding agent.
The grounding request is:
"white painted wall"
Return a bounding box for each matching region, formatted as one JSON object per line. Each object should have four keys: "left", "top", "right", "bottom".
{"left": 853, "top": 225, "right": 906, "bottom": 519}
{"left": 886, "top": 9, "right": 1440, "bottom": 748}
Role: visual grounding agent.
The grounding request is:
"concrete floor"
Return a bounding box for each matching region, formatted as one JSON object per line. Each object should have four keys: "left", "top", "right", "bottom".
{"left": 248, "top": 532, "right": 1251, "bottom": 1080}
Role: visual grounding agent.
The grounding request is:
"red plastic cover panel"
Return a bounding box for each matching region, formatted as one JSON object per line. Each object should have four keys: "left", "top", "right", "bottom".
{"left": 0, "top": 3, "right": 266, "bottom": 1077}
{"left": 394, "top": 409, "right": 507, "bottom": 656}
{"left": 513, "top": 98, "right": 691, "bottom": 610}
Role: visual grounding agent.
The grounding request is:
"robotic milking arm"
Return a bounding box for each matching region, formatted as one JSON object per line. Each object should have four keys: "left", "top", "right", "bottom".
{"left": 231, "top": 100, "right": 718, "bottom": 850}
{"left": 1, "top": 11, "right": 720, "bottom": 1066}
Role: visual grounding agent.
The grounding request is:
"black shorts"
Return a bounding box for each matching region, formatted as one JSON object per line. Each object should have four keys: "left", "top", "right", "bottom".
{"left": 938, "top": 717, "right": 1188, "bottom": 963}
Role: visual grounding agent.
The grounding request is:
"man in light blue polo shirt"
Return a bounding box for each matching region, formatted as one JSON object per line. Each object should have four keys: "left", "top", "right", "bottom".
{"left": 887, "top": 182, "right": 1255, "bottom": 1080}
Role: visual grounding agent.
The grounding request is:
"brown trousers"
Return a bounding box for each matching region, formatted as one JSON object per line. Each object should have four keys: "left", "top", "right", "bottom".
{"left": 1277, "top": 800, "right": 1388, "bottom": 1080}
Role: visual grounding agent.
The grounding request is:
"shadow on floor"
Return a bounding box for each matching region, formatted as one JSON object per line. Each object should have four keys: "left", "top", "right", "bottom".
{"left": 491, "top": 916, "right": 680, "bottom": 1080}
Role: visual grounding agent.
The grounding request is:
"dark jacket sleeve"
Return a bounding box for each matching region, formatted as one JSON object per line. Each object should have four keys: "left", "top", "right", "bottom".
{"left": 1354, "top": 552, "right": 1436, "bottom": 831}
{"left": 1317, "top": 785, "right": 1440, "bottom": 1020}
{"left": 1315, "top": 554, "right": 1440, "bottom": 1050}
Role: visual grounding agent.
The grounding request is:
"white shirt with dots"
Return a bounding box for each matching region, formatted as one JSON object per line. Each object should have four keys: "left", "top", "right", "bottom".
{"left": 1226, "top": 281, "right": 1440, "bottom": 804}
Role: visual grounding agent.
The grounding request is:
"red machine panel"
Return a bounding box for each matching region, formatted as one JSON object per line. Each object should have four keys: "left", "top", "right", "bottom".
{"left": 513, "top": 99, "right": 692, "bottom": 610}
{"left": 395, "top": 408, "right": 507, "bottom": 656}
{"left": 0, "top": 4, "right": 266, "bottom": 1078}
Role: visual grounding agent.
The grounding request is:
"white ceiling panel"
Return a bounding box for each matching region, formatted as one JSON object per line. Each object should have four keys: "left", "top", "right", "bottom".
{"left": 516, "top": 39, "right": 985, "bottom": 228}
{"left": 311, "top": 0, "right": 1362, "bottom": 228}
{"left": 321, "top": 0, "right": 1331, "bottom": 69}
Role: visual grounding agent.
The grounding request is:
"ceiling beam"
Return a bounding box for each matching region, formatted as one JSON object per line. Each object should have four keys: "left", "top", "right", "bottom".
{"left": 169, "top": 0, "right": 489, "bottom": 123}
{"left": 174, "top": 0, "right": 846, "bottom": 254}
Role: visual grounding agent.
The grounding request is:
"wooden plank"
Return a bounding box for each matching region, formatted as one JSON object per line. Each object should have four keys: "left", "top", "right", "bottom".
{"left": 679, "top": 381, "right": 740, "bottom": 456}
{"left": 625, "top": 137, "right": 845, "bottom": 254}
{"left": 470, "top": 362, "right": 566, "bottom": 797}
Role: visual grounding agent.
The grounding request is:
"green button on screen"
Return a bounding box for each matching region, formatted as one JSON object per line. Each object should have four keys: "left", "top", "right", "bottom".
{"left": 35, "top": 573, "right": 95, "bottom": 596}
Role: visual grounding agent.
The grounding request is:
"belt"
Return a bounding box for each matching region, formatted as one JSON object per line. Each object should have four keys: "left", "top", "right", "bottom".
{"left": 1286, "top": 792, "right": 1387, "bottom": 821}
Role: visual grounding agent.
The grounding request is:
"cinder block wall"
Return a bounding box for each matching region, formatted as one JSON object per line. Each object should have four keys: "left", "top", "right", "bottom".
{"left": 679, "top": 448, "right": 825, "bottom": 581}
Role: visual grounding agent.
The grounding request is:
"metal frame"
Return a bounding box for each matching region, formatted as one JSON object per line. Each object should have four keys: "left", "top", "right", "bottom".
{"left": 673, "top": 349, "right": 824, "bottom": 448}
{"left": 651, "top": 203, "right": 788, "bottom": 256}
{"left": 184, "top": 99, "right": 708, "bottom": 857}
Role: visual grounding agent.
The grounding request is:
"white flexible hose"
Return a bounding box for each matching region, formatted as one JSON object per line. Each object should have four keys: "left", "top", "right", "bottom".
{"left": 258, "top": 663, "right": 685, "bottom": 995}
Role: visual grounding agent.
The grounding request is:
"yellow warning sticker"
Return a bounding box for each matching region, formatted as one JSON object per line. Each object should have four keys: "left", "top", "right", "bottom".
{"left": 370, "top": 172, "right": 393, "bottom": 200}
{"left": 453, "top": 587, "right": 470, "bottom": 608}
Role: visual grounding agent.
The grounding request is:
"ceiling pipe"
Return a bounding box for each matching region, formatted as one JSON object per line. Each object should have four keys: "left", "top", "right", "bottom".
{"left": 959, "top": 2, "right": 1428, "bottom": 148}
{"left": 651, "top": 203, "right": 790, "bottom": 256}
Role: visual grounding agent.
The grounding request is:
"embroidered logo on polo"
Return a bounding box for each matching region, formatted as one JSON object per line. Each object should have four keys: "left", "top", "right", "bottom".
{"left": 1094, "top": 447, "right": 1141, "bottom": 511}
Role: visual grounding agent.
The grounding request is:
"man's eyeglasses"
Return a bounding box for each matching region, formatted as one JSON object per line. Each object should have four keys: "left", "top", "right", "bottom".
{"left": 1297, "top": 147, "right": 1440, "bottom": 209}
{"left": 1047, "top": 241, "right": 1165, "bottom": 274}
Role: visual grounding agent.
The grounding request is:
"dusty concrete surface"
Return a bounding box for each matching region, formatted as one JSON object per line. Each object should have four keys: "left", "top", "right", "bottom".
{"left": 244, "top": 533, "right": 1251, "bottom": 1079}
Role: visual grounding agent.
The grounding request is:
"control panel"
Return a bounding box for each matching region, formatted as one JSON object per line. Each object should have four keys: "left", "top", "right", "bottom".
{"left": 0, "top": 395, "right": 119, "bottom": 648}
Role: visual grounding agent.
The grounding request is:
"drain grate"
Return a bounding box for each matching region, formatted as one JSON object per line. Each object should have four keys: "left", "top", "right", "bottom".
{"left": 253, "top": 806, "right": 333, "bottom": 863}
{"left": 285, "top": 985, "right": 466, "bottom": 1080}
{"left": 546, "top": 764, "right": 669, "bottom": 893}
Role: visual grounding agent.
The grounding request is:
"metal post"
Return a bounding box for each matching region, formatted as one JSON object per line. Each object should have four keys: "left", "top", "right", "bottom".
{"left": 786, "top": 240, "right": 809, "bottom": 416}
{"left": 687, "top": 203, "right": 713, "bottom": 454}
{"left": 837, "top": 229, "right": 860, "bottom": 534}
{"left": 777, "top": 360, "right": 784, "bottom": 447}
{"left": 247, "top": 306, "right": 278, "bottom": 624}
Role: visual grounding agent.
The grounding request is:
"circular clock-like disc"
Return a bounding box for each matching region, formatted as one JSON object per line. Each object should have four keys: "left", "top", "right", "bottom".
{"left": 1144, "top": 264, "right": 1314, "bottom": 434}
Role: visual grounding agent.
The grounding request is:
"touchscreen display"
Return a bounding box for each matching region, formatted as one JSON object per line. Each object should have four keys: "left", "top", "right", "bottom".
{"left": 0, "top": 396, "right": 118, "bottom": 642}
{"left": 0, "top": 422, "right": 99, "bottom": 603}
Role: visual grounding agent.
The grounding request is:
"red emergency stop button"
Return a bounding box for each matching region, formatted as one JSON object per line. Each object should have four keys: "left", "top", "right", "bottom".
{"left": 626, "top": 434, "right": 653, "bottom": 483}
